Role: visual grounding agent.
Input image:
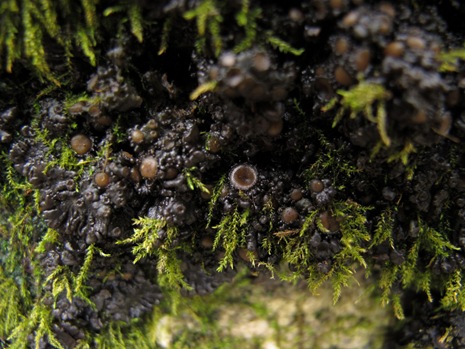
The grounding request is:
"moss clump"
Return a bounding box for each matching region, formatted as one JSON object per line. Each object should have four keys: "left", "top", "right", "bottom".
{"left": 9, "top": 303, "right": 64, "bottom": 349}
{"left": 324, "top": 82, "right": 391, "bottom": 146}
{"left": 304, "top": 130, "right": 360, "bottom": 188}
{"left": 118, "top": 217, "right": 192, "bottom": 311}
{"left": 213, "top": 206, "right": 251, "bottom": 272}
{"left": 92, "top": 320, "right": 151, "bottom": 349}
{"left": 438, "top": 44, "right": 465, "bottom": 72}
{"left": 183, "top": 166, "right": 211, "bottom": 194}
{"left": 0, "top": 0, "right": 149, "bottom": 84}
{"left": 183, "top": 0, "right": 223, "bottom": 57}
{"left": 371, "top": 216, "right": 459, "bottom": 319}
{"left": 268, "top": 200, "right": 371, "bottom": 304}
{"left": 0, "top": 158, "right": 51, "bottom": 347}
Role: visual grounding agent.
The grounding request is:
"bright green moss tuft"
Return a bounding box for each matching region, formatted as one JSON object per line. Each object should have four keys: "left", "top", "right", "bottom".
{"left": 438, "top": 44, "right": 465, "bottom": 72}
{"left": 0, "top": 267, "right": 23, "bottom": 340}
{"left": 441, "top": 270, "right": 465, "bottom": 311}
{"left": 266, "top": 35, "right": 304, "bottom": 56}
{"left": 213, "top": 206, "right": 250, "bottom": 271}
{"left": 264, "top": 200, "right": 372, "bottom": 304}
{"left": 92, "top": 320, "right": 151, "bottom": 349}
{"left": 118, "top": 217, "right": 175, "bottom": 263}
{"left": 183, "top": 166, "right": 211, "bottom": 194}
{"left": 305, "top": 129, "right": 360, "bottom": 188}
{"left": 233, "top": 0, "right": 261, "bottom": 53}
{"left": 0, "top": 0, "right": 150, "bottom": 83}
{"left": 324, "top": 82, "right": 391, "bottom": 146}
{"left": 9, "top": 303, "right": 64, "bottom": 349}
{"left": 118, "top": 217, "right": 192, "bottom": 312}
{"left": 206, "top": 174, "right": 226, "bottom": 228}
{"left": 370, "top": 215, "right": 459, "bottom": 319}
{"left": 183, "top": 0, "right": 223, "bottom": 57}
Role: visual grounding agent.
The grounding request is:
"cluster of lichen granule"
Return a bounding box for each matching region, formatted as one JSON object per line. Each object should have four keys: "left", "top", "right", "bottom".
{"left": 1, "top": 0, "right": 465, "bottom": 348}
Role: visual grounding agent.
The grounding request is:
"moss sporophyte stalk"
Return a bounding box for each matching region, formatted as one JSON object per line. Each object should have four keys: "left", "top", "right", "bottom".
{"left": 2, "top": 0, "right": 465, "bottom": 348}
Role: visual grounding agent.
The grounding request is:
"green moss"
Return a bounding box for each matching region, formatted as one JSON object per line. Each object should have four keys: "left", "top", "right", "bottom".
{"left": 370, "top": 208, "right": 395, "bottom": 249}
{"left": 324, "top": 82, "right": 391, "bottom": 146}
{"left": 9, "top": 302, "right": 64, "bottom": 349}
{"left": 438, "top": 44, "right": 465, "bottom": 72}
{"left": 45, "top": 265, "right": 73, "bottom": 305}
{"left": 332, "top": 200, "right": 372, "bottom": 266}
{"left": 0, "top": 267, "right": 23, "bottom": 340}
{"left": 234, "top": 0, "right": 304, "bottom": 55}
{"left": 111, "top": 116, "right": 128, "bottom": 145}
{"left": 370, "top": 215, "right": 459, "bottom": 319}
{"left": 206, "top": 174, "right": 226, "bottom": 228}
{"left": 92, "top": 320, "right": 151, "bottom": 349}
{"left": 157, "top": 248, "right": 193, "bottom": 314}
{"left": 0, "top": 0, "right": 101, "bottom": 83}
{"left": 75, "top": 244, "right": 110, "bottom": 305}
{"left": 75, "top": 26, "right": 96, "bottom": 67}
{"left": 183, "top": 0, "right": 223, "bottom": 57}
{"left": 441, "top": 270, "right": 465, "bottom": 311}
{"left": 117, "top": 217, "right": 192, "bottom": 312}
{"left": 158, "top": 17, "right": 172, "bottom": 55}
{"left": 21, "top": 0, "right": 57, "bottom": 84}
{"left": 31, "top": 122, "right": 90, "bottom": 181}
{"left": 266, "top": 35, "right": 304, "bottom": 56}
{"left": 386, "top": 141, "right": 416, "bottom": 166}
{"left": 127, "top": 3, "right": 143, "bottom": 43}
{"left": 265, "top": 200, "right": 372, "bottom": 304}
{"left": 314, "top": 200, "right": 371, "bottom": 303}
{"left": 189, "top": 80, "right": 217, "bottom": 100}
{"left": 0, "top": 0, "right": 151, "bottom": 83}
{"left": 233, "top": 0, "right": 261, "bottom": 53}
{"left": 118, "top": 217, "right": 173, "bottom": 263}
{"left": 42, "top": 244, "right": 110, "bottom": 312}
{"left": 213, "top": 206, "right": 250, "bottom": 272}
{"left": 63, "top": 92, "right": 94, "bottom": 112}
{"left": 184, "top": 0, "right": 303, "bottom": 59}
{"left": 103, "top": 2, "right": 144, "bottom": 44}
{"left": 183, "top": 166, "right": 211, "bottom": 194}
{"left": 0, "top": 158, "right": 41, "bottom": 346}
{"left": 293, "top": 98, "right": 306, "bottom": 117}
{"left": 35, "top": 228, "right": 59, "bottom": 254}
{"left": 1, "top": 155, "right": 42, "bottom": 286}
{"left": 0, "top": 0, "right": 20, "bottom": 73}
{"left": 304, "top": 129, "right": 360, "bottom": 188}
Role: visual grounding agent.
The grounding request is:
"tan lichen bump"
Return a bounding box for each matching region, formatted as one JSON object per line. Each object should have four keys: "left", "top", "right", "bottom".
{"left": 70, "top": 134, "right": 92, "bottom": 155}
{"left": 281, "top": 207, "right": 299, "bottom": 224}
{"left": 131, "top": 130, "right": 145, "bottom": 144}
{"left": 94, "top": 172, "right": 110, "bottom": 188}
{"left": 140, "top": 156, "right": 158, "bottom": 179}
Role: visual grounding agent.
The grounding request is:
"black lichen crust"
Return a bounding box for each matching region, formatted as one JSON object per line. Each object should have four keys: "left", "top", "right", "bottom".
{"left": 1, "top": 0, "right": 465, "bottom": 348}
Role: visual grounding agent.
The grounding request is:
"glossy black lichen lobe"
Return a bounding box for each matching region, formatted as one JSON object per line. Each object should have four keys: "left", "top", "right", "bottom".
{"left": 2, "top": 0, "right": 465, "bottom": 348}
